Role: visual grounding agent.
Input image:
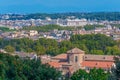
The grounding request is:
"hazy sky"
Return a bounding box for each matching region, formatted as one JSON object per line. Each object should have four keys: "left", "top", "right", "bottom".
{"left": 0, "top": 0, "right": 120, "bottom": 13}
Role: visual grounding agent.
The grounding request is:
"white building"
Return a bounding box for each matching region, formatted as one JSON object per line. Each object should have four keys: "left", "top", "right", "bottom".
{"left": 29, "top": 30, "right": 38, "bottom": 36}
{"left": 66, "top": 18, "right": 88, "bottom": 27}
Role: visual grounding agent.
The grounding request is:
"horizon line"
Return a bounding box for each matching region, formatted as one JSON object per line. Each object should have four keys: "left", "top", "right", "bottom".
{"left": 1, "top": 11, "right": 120, "bottom": 15}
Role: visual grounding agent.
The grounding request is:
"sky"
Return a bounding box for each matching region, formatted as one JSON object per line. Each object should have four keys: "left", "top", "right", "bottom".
{"left": 0, "top": 0, "right": 120, "bottom": 14}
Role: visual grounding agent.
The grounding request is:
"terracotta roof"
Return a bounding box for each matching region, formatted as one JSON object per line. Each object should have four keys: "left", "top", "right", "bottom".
{"left": 81, "top": 61, "right": 114, "bottom": 69}
{"left": 59, "top": 62, "right": 69, "bottom": 65}
{"left": 67, "top": 48, "right": 85, "bottom": 54}
{"left": 48, "top": 60, "right": 70, "bottom": 68}
{"left": 52, "top": 54, "right": 67, "bottom": 60}
{"left": 48, "top": 61, "right": 61, "bottom": 68}
{"left": 84, "top": 55, "right": 114, "bottom": 61}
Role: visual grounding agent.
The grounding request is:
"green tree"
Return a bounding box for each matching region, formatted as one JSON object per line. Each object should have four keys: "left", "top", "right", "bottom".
{"left": 4, "top": 45, "right": 15, "bottom": 53}
{"left": 71, "top": 68, "right": 109, "bottom": 80}
{"left": 0, "top": 53, "right": 61, "bottom": 80}
{"left": 106, "top": 46, "right": 120, "bottom": 55}
{"left": 34, "top": 45, "right": 45, "bottom": 55}
{"left": 89, "top": 68, "right": 109, "bottom": 80}
{"left": 91, "top": 50, "right": 104, "bottom": 55}
{"left": 71, "top": 69, "right": 89, "bottom": 80}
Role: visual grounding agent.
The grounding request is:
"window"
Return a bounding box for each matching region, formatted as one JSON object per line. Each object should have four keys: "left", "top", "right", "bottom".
{"left": 75, "top": 56, "right": 78, "bottom": 62}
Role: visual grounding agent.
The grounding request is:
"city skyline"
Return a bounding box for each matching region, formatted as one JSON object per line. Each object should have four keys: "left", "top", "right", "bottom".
{"left": 0, "top": 0, "right": 120, "bottom": 14}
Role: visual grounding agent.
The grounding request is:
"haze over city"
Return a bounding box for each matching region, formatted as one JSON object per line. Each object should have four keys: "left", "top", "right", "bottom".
{"left": 0, "top": 0, "right": 120, "bottom": 13}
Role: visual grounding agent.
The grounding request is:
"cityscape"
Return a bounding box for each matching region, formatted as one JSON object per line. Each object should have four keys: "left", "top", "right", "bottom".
{"left": 0, "top": 0, "right": 120, "bottom": 80}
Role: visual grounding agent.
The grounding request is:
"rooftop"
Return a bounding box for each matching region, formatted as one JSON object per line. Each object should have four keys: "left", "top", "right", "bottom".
{"left": 48, "top": 61, "right": 62, "bottom": 68}
{"left": 84, "top": 54, "right": 115, "bottom": 61}
{"left": 67, "top": 48, "right": 85, "bottom": 54}
{"left": 52, "top": 53, "right": 67, "bottom": 60}
{"left": 82, "top": 61, "right": 114, "bottom": 69}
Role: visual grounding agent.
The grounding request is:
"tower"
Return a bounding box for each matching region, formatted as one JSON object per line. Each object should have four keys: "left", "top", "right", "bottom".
{"left": 67, "top": 48, "right": 85, "bottom": 72}
{"left": 67, "top": 48, "right": 85, "bottom": 64}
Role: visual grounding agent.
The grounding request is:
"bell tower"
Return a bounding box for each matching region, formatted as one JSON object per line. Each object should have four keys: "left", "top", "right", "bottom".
{"left": 67, "top": 48, "right": 85, "bottom": 72}
{"left": 67, "top": 48, "right": 85, "bottom": 64}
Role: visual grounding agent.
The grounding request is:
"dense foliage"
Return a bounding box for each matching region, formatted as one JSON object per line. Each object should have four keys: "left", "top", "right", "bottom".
{"left": 0, "top": 34, "right": 120, "bottom": 55}
{"left": 22, "top": 25, "right": 105, "bottom": 32}
{"left": 0, "top": 27, "right": 15, "bottom": 32}
{"left": 70, "top": 34, "right": 118, "bottom": 55}
{"left": 84, "top": 25, "right": 105, "bottom": 31}
{"left": 22, "top": 25, "right": 74, "bottom": 32}
{"left": 71, "top": 68, "right": 110, "bottom": 80}
{"left": 0, "top": 53, "right": 61, "bottom": 80}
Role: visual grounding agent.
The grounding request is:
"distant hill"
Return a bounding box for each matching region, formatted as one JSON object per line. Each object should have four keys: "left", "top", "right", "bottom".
{"left": 1, "top": 12, "right": 120, "bottom": 21}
